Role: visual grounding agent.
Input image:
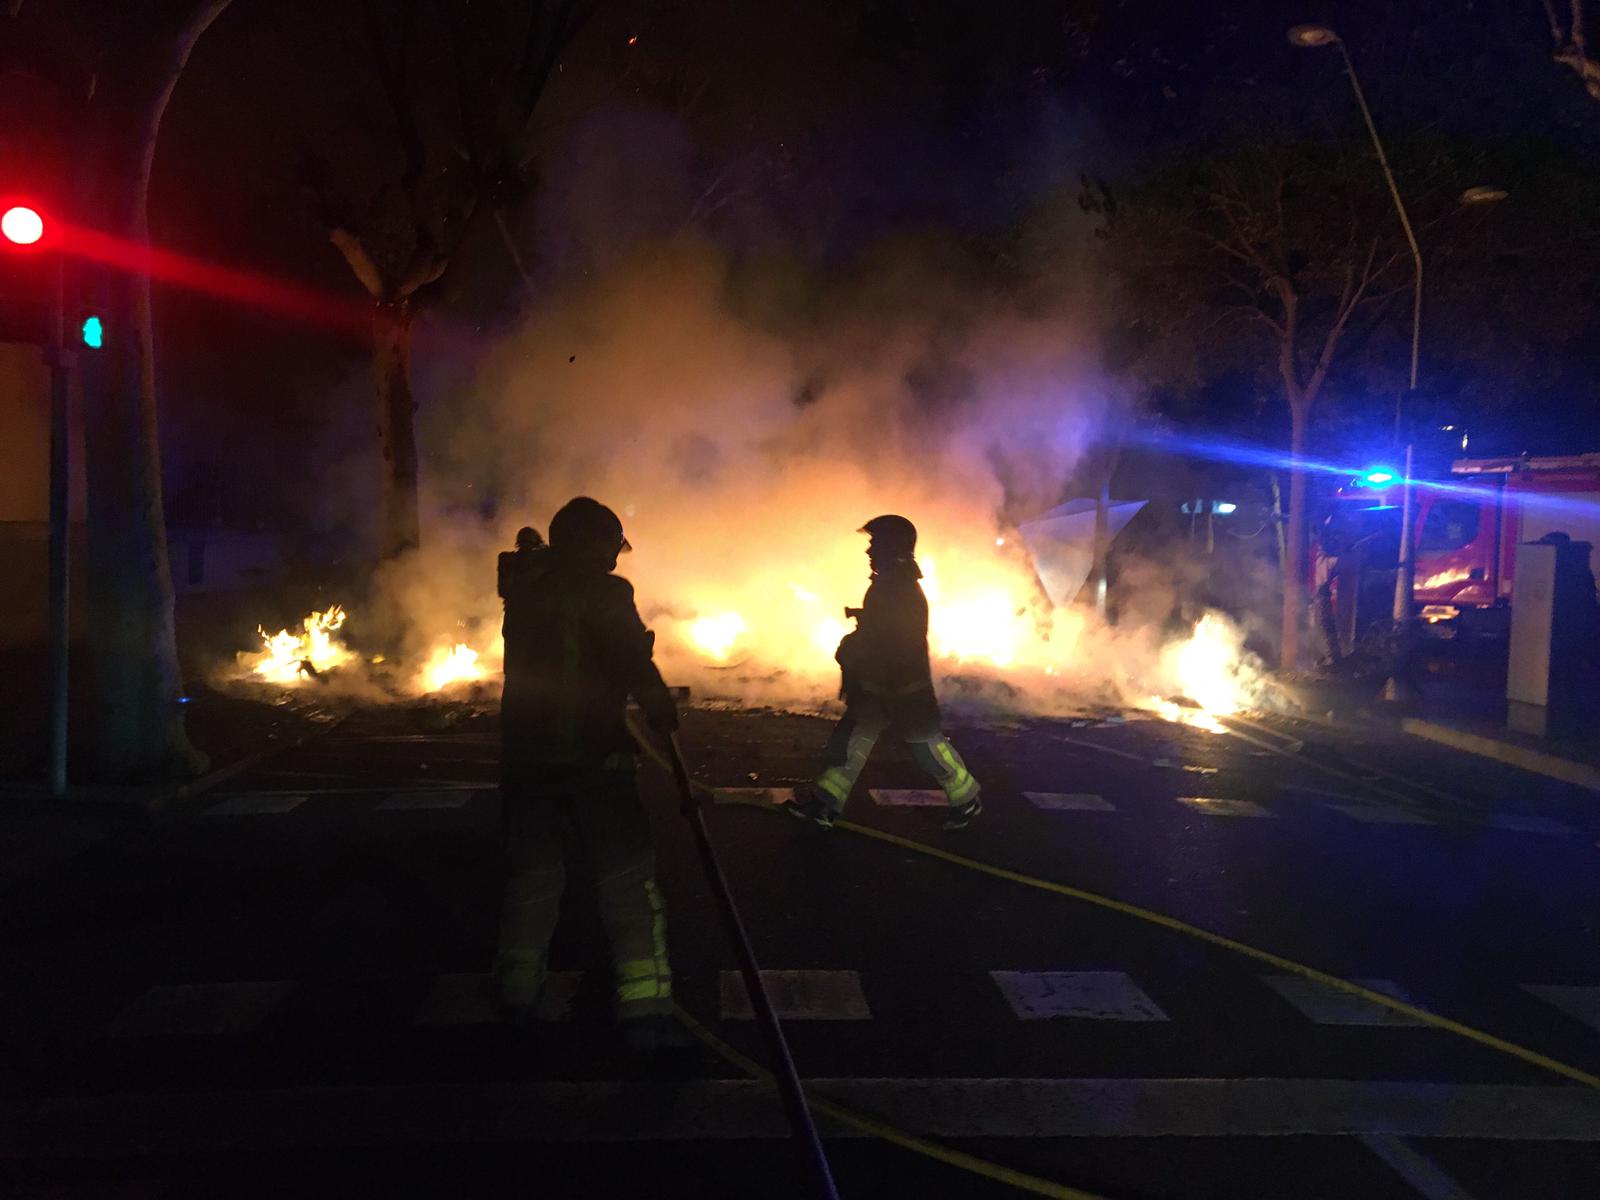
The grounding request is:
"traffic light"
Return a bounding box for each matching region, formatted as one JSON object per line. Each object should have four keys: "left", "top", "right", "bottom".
{"left": 0, "top": 199, "right": 56, "bottom": 345}
{"left": 80, "top": 314, "right": 102, "bottom": 348}
{"left": 2, "top": 203, "right": 46, "bottom": 247}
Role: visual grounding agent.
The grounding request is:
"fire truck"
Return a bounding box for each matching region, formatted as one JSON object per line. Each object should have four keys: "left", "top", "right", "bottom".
{"left": 1315, "top": 452, "right": 1600, "bottom": 650}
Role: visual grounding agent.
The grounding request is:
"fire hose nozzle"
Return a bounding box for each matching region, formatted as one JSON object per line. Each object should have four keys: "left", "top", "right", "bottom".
{"left": 844, "top": 606, "right": 863, "bottom": 620}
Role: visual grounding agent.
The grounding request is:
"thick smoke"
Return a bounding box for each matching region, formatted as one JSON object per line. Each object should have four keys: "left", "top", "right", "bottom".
{"left": 340, "top": 107, "right": 1268, "bottom": 717}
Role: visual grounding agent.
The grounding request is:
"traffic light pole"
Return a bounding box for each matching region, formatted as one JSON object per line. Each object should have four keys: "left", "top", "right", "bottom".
{"left": 46, "top": 254, "right": 73, "bottom": 797}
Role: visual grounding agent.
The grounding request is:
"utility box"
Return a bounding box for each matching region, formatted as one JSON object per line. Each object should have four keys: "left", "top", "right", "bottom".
{"left": 1506, "top": 539, "right": 1594, "bottom": 737}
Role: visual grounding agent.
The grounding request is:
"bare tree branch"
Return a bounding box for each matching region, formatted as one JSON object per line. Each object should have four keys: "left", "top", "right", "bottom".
{"left": 329, "top": 227, "right": 385, "bottom": 298}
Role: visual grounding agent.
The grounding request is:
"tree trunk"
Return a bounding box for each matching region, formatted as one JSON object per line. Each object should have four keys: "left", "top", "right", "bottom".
{"left": 1281, "top": 406, "right": 1310, "bottom": 671}
{"left": 373, "top": 300, "right": 420, "bottom": 559}
{"left": 78, "top": 1, "right": 230, "bottom": 782}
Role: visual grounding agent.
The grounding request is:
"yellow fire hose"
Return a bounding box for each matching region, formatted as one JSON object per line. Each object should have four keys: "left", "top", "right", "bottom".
{"left": 627, "top": 715, "right": 1600, "bottom": 1197}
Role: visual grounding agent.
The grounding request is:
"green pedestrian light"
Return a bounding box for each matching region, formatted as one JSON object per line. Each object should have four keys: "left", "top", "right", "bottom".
{"left": 80, "top": 315, "right": 102, "bottom": 348}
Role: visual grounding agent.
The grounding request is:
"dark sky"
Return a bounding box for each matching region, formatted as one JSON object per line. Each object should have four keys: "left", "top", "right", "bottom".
{"left": 144, "top": 0, "right": 1600, "bottom": 524}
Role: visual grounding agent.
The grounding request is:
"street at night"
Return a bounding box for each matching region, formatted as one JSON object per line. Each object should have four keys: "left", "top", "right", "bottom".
{"left": 4, "top": 700, "right": 1599, "bottom": 1197}
{"left": 8, "top": 1, "right": 1600, "bottom": 1197}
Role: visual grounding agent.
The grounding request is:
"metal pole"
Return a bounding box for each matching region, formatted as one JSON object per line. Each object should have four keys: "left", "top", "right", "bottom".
{"left": 1337, "top": 41, "right": 1422, "bottom": 395}
{"left": 1382, "top": 443, "right": 1416, "bottom": 702}
{"left": 46, "top": 253, "right": 72, "bottom": 797}
{"left": 665, "top": 735, "right": 841, "bottom": 1200}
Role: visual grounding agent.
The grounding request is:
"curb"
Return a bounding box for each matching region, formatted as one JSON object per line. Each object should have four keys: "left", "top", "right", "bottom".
{"left": 1400, "top": 719, "right": 1600, "bottom": 792}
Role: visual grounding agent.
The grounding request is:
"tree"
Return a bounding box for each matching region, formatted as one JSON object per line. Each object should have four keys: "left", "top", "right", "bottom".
{"left": 8, "top": 0, "right": 232, "bottom": 781}
{"left": 1543, "top": 0, "right": 1600, "bottom": 101}
{"left": 1095, "top": 135, "right": 1421, "bottom": 668}
{"left": 282, "top": 0, "right": 587, "bottom": 560}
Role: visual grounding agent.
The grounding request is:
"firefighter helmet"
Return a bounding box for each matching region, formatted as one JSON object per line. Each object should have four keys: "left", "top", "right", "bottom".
{"left": 858, "top": 514, "right": 917, "bottom": 556}
{"left": 514, "top": 526, "right": 544, "bottom": 552}
{"left": 549, "top": 497, "right": 632, "bottom": 557}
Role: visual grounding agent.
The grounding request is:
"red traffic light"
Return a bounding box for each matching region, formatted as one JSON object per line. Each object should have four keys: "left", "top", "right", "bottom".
{"left": 2, "top": 203, "right": 47, "bottom": 248}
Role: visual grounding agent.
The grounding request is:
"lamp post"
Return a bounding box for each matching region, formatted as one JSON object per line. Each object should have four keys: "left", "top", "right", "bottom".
{"left": 1288, "top": 25, "right": 1423, "bottom": 398}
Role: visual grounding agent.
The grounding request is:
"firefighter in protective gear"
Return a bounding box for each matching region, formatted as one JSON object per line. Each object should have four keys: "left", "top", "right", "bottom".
{"left": 498, "top": 497, "right": 684, "bottom": 1048}
{"left": 790, "top": 514, "right": 982, "bottom": 831}
{"left": 497, "top": 526, "right": 547, "bottom": 610}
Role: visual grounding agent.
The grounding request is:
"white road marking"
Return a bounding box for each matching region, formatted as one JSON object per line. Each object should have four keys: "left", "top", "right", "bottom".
{"left": 869, "top": 789, "right": 949, "bottom": 807}
{"left": 377, "top": 789, "right": 484, "bottom": 810}
{"left": 10, "top": 1078, "right": 1598, "bottom": 1151}
{"left": 1488, "top": 814, "right": 1577, "bottom": 836}
{"left": 1522, "top": 984, "right": 1600, "bottom": 1034}
{"left": 414, "top": 971, "right": 581, "bottom": 1025}
{"left": 1023, "top": 792, "right": 1116, "bottom": 811}
{"left": 719, "top": 970, "right": 871, "bottom": 1020}
{"left": 990, "top": 971, "right": 1167, "bottom": 1021}
{"left": 204, "top": 794, "right": 308, "bottom": 816}
{"left": 102, "top": 981, "right": 296, "bottom": 1037}
{"left": 1176, "top": 797, "right": 1276, "bottom": 818}
{"left": 1359, "top": 1133, "right": 1480, "bottom": 1200}
{"left": 1327, "top": 804, "right": 1435, "bottom": 826}
{"left": 716, "top": 787, "right": 795, "bottom": 806}
{"left": 1262, "top": 976, "right": 1427, "bottom": 1026}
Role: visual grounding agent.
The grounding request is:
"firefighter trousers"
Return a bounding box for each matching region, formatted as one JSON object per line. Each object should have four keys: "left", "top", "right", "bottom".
{"left": 497, "top": 764, "right": 672, "bottom": 1021}
{"left": 812, "top": 704, "right": 980, "bottom": 814}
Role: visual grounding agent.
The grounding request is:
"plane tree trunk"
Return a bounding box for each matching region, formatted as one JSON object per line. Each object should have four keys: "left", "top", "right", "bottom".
{"left": 77, "top": 0, "right": 231, "bottom": 782}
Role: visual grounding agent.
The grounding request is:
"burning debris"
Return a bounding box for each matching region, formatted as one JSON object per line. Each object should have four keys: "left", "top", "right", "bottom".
{"left": 232, "top": 605, "right": 498, "bottom": 699}
{"left": 242, "top": 606, "right": 356, "bottom": 685}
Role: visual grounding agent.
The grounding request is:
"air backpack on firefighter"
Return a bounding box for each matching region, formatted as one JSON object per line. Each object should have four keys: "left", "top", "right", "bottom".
{"left": 792, "top": 515, "right": 981, "bottom": 831}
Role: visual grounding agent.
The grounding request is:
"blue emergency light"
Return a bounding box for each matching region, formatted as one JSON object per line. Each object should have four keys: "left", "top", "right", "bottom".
{"left": 1356, "top": 468, "right": 1397, "bottom": 487}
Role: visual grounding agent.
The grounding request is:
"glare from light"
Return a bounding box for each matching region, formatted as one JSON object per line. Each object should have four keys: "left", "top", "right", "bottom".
{"left": 1287, "top": 24, "right": 1340, "bottom": 47}
{"left": 1, "top": 205, "right": 44, "bottom": 245}
{"left": 1361, "top": 469, "right": 1397, "bottom": 486}
{"left": 1213, "top": 502, "right": 1238, "bottom": 515}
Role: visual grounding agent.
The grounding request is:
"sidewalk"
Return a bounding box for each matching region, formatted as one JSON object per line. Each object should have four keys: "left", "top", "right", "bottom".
{"left": 1279, "top": 663, "right": 1600, "bottom": 793}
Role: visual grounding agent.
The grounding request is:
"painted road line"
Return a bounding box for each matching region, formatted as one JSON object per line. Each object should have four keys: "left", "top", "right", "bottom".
{"left": 719, "top": 970, "right": 871, "bottom": 1020}
{"left": 1055, "top": 736, "right": 1148, "bottom": 763}
{"left": 204, "top": 793, "right": 309, "bottom": 816}
{"left": 1358, "top": 1134, "right": 1479, "bottom": 1200}
{"left": 1023, "top": 792, "right": 1117, "bottom": 812}
{"left": 990, "top": 971, "right": 1167, "bottom": 1021}
{"left": 1522, "top": 985, "right": 1600, "bottom": 1034}
{"left": 869, "top": 789, "right": 950, "bottom": 807}
{"left": 377, "top": 789, "right": 485, "bottom": 811}
{"left": 1488, "top": 814, "right": 1578, "bottom": 836}
{"left": 716, "top": 786, "right": 795, "bottom": 806}
{"left": 1402, "top": 718, "right": 1600, "bottom": 792}
{"left": 1175, "top": 796, "right": 1276, "bottom": 818}
{"left": 7, "top": 1078, "right": 1599, "bottom": 1156}
{"left": 414, "top": 971, "right": 581, "bottom": 1025}
{"left": 1263, "top": 976, "right": 1428, "bottom": 1027}
{"left": 101, "top": 981, "right": 296, "bottom": 1038}
{"left": 1327, "top": 803, "right": 1435, "bottom": 826}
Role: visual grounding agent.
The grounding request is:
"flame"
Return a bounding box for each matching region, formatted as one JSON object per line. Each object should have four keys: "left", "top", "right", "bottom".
{"left": 1142, "top": 613, "right": 1259, "bottom": 733}
{"left": 687, "top": 612, "right": 748, "bottom": 661}
{"left": 245, "top": 606, "right": 355, "bottom": 684}
{"left": 419, "top": 642, "right": 489, "bottom": 692}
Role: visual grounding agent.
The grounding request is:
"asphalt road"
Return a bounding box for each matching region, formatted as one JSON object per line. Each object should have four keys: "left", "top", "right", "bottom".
{"left": 3, "top": 701, "right": 1599, "bottom": 1199}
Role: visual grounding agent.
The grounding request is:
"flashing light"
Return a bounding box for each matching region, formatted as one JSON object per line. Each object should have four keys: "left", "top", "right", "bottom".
{"left": 1213, "top": 502, "right": 1237, "bottom": 515}
{"left": 1358, "top": 468, "right": 1397, "bottom": 487}
{"left": 80, "top": 315, "right": 103, "bottom": 348}
{"left": 1, "top": 204, "right": 45, "bottom": 246}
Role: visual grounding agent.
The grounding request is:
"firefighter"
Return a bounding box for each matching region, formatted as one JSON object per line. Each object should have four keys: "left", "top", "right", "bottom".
{"left": 497, "top": 526, "right": 547, "bottom": 610}
{"left": 497, "top": 496, "right": 686, "bottom": 1051}
{"left": 789, "top": 514, "right": 982, "bottom": 831}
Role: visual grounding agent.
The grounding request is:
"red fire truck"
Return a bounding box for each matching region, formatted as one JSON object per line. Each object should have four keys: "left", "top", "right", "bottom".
{"left": 1315, "top": 452, "right": 1600, "bottom": 648}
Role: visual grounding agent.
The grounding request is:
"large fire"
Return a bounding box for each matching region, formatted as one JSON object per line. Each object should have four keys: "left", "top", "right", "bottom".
{"left": 235, "top": 539, "right": 1264, "bottom": 726}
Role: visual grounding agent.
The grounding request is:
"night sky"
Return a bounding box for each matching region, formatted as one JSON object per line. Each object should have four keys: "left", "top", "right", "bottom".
{"left": 144, "top": 0, "right": 1600, "bottom": 534}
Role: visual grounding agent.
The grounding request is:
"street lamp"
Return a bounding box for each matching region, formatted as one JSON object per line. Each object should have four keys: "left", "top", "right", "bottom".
{"left": 1288, "top": 25, "right": 1422, "bottom": 395}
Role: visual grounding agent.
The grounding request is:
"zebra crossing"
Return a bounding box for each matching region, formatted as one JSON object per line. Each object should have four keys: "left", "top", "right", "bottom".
{"left": 96, "top": 969, "right": 1600, "bottom": 1037}
{"left": 201, "top": 778, "right": 1585, "bottom": 839}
